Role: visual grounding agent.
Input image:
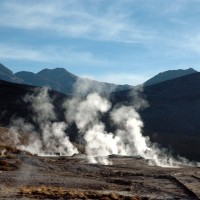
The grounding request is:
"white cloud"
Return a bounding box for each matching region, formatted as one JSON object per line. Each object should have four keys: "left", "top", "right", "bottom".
{"left": 0, "top": 43, "right": 114, "bottom": 67}
{"left": 0, "top": 0, "right": 155, "bottom": 44}
{"left": 182, "top": 34, "right": 200, "bottom": 54}
{"left": 1, "top": 0, "right": 200, "bottom": 75}
{"left": 1, "top": 0, "right": 198, "bottom": 50}
{"left": 0, "top": 43, "right": 45, "bottom": 61}
{"left": 80, "top": 73, "right": 150, "bottom": 85}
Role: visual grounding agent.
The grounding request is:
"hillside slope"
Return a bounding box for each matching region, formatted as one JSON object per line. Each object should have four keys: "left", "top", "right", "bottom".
{"left": 15, "top": 71, "right": 61, "bottom": 92}
{"left": 0, "top": 63, "right": 133, "bottom": 95}
{"left": 143, "top": 72, "right": 200, "bottom": 136}
{"left": 144, "top": 68, "right": 197, "bottom": 86}
{"left": 16, "top": 68, "right": 133, "bottom": 95}
{"left": 0, "top": 80, "right": 66, "bottom": 126}
{"left": 0, "top": 63, "right": 23, "bottom": 83}
{"left": 111, "top": 73, "right": 200, "bottom": 160}
{"left": 1, "top": 73, "right": 200, "bottom": 161}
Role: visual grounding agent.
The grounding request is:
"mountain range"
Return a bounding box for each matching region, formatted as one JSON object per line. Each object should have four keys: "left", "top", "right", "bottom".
{"left": 0, "top": 63, "right": 23, "bottom": 83}
{"left": 0, "top": 63, "right": 133, "bottom": 95}
{"left": 111, "top": 72, "right": 200, "bottom": 161}
{"left": 0, "top": 63, "right": 198, "bottom": 95}
{"left": 144, "top": 68, "right": 198, "bottom": 86}
{"left": 0, "top": 63, "right": 200, "bottom": 161}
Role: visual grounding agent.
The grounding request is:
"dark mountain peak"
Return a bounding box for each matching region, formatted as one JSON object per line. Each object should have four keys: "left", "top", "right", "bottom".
{"left": 185, "top": 67, "right": 197, "bottom": 72}
{"left": 144, "top": 68, "right": 198, "bottom": 86}
{"left": 158, "top": 68, "right": 197, "bottom": 75}
{"left": 0, "top": 63, "right": 23, "bottom": 83}
{"left": 39, "top": 68, "right": 66, "bottom": 73}
{"left": 37, "top": 68, "right": 77, "bottom": 80}
{"left": 0, "top": 63, "right": 13, "bottom": 76}
{"left": 36, "top": 68, "right": 78, "bottom": 94}
{"left": 15, "top": 70, "right": 62, "bottom": 91}
{"left": 15, "top": 71, "right": 35, "bottom": 76}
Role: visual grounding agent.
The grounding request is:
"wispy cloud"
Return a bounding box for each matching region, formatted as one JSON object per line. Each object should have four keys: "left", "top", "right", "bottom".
{"left": 1, "top": 0, "right": 200, "bottom": 83}
{"left": 0, "top": 43, "right": 114, "bottom": 67}
{"left": 81, "top": 73, "right": 151, "bottom": 86}
{"left": 1, "top": 0, "right": 198, "bottom": 49}
{"left": 0, "top": 0, "right": 155, "bottom": 44}
{"left": 0, "top": 43, "right": 44, "bottom": 61}
{"left": 181, "top": 34, "right": 200, "bottom": 54}
{"left": 0, "top": 41, "right": 150, "bottom": 85}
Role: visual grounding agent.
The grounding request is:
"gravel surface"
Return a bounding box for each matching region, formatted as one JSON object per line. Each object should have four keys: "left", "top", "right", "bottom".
{"left": 0, "top": 150, "right": 200, "bottom": 199}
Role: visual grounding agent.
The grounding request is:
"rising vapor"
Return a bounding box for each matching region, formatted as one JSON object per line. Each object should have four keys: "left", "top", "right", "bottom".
{"left": 9, "top": 85, "right": 200, "bottom": 167}
{"left": 64, "top": 85, "right": 200, "bottom": 167}
{"left": 10, "top": 88, "right": 78, "bottom": 156}
{"left": 64, "top": 93, "right": 127, "bottom": 165}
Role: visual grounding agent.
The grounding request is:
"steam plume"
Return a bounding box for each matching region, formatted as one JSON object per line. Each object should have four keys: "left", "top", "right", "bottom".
{"left": 64, "top": 86, "right": 200, "bottom": 167}
{"left": 8, "top": 84, "right": 199, "bottom": 167}
{"left": 64, "top": 93, "right": 119, "bottom": 164}
{"left": 72, "top": 77, "right": 118, "bottom": 97}
{"left": 10, "top": 88, "right": 78, "bottom": 156}
{"left": 64, "top": 92, "right": 146, "bottom": 165}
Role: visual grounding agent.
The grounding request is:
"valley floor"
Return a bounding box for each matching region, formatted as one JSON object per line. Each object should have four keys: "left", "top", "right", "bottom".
{"left": 0, "top": 149, "right": 200, "bottom": 200}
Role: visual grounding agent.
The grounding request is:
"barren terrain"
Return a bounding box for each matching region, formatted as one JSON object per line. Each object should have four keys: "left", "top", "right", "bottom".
{"left": 0, "top": 144, "right": 200, "bottom": 200}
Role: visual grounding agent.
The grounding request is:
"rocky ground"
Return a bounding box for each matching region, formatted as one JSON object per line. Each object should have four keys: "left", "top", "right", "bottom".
{"left": 0, "top": 145, "right": 200, "bottom": 200}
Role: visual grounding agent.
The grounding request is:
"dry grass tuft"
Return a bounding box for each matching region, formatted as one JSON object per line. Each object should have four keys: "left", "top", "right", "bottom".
{"left": 0, "top": 144, "right": 24, "bottom": 171}
{"left": 0, "top": 145, "right": 21, "bottom": 154}
{"left": 0, "top": 157, "right": 21, "bottom": 171}
{"left": 19, "top": 185, "right": 149, "bottom": 200}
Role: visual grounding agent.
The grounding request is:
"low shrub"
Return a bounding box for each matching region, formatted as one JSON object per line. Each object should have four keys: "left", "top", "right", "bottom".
{"left": 19, "top": 186, "right": 149, "bottom": 200}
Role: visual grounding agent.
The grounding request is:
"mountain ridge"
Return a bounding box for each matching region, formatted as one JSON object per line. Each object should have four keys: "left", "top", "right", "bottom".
{"left": 1, "top": 72, "right": 200, "bottom": 161}
{"left": 15, "top": 71, "right": 62, "bottom": 92}
{"left": 0, "top": 63, "right": 24, "bottom": 83}
{"left": 1, "top": 62, "right": 199, "bottom": 95}
{"left": 13, "top": 66, "right": 133, "bottom": 95}
{"left": 110, "top": 72, "right": 200, "bottom": 161}
{"left": 144, "top": 68, "right": 198, "bottom": 86}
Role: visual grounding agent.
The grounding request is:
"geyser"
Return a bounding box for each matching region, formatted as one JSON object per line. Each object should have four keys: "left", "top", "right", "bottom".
{"left": 10, "top": 88, "right": 78, "bottom": 156}
{"left": 9, "top": 86, "right": 200, "bottom": 167}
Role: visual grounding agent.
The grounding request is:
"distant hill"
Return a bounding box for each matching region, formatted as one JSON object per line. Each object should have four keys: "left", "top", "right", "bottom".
{"left": 35, "top": 68, "right": 133, "bottom": 95}
{"left": 3, "top": 63, "right": 199, "bottom": 95}
{"left": 0, "top": 63, "right": 23, "bottom": 83}
{"left": 0, "top": 79, "right": 67, "bottom": 130}
{"left": 113, "top": 72, "right": 200, "bottom": 137}
{"left": 111, "top": 72, "right": 200, "bottom": 161}
{"left": 0, "top": 80, "right": 78, "bottom": 141}
{"left": 37, "top": 68, "right": 78, "bottom": 94}
{"left": 15, "top": 71, "right": 61, "bottom": 92}
{"left": 144, "top": 68, "right": 197, "bottom": 86}
{"left": 1, "top": 72, "right": 200, "bottom": 161}
{"left": 0, "top": 63, "right": 133, "bottom": 95}
{"left": 13, "top": 66, "right": 133, "bottom": 95}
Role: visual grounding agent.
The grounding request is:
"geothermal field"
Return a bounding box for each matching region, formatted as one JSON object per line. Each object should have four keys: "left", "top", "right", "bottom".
{"left": 1, "top": 1, "right": 200, "bottom": 199}
{"left": 0, "top": 87, "right": 200, "bottom": 199}
{"left": 0, "top": 145, "right": 200, "bottom": 199}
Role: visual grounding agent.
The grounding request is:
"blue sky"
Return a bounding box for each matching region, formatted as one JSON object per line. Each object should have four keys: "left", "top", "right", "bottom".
{"left": 0, "top": 0, "right": 200, "bottom": 85}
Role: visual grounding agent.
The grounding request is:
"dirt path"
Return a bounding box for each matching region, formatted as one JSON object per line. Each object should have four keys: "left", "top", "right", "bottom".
{"left": 173, "top": 174, "right": 200, "bottom": 199}
{"left": 0, "top": 153, "right": 200, "bottom": 199}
